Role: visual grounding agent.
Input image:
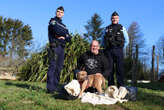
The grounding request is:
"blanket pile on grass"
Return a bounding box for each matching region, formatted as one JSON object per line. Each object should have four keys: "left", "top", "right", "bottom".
{"left": 64, "top": 80, "right": 128, "bottom": 105}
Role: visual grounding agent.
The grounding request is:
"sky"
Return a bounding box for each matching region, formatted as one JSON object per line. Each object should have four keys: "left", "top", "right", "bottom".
{"left": 0, "top": 0, "right": 164, "bottom": 51}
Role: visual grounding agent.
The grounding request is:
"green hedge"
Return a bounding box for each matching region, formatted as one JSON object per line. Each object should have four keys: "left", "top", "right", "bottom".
{"left": 18, "top": 34, "right": 89, "bottom": 83}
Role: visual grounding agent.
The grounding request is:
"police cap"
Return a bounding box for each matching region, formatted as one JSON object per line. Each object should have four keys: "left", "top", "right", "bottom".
{"left": 57, "top": 6, "right": 64, "bottom": 12}
{"left": 112, "top": 11, "right": 119, "bottom": 16}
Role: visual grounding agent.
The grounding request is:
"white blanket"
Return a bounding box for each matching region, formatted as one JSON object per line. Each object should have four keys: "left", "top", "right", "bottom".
{"left": 64, "top": 80, "right": 80, "bottom": 97}
{"left": 81, "top": 92, "right": 118, "bottom": 105}
{"left": 81, "top": 86, "right": 128, "bottom": 105}
{"left": 64, "top": 80, "right": 128, "bottom": 105}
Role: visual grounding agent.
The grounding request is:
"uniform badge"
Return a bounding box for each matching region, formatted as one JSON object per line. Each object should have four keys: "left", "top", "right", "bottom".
{"left": 109, "top": 29, "right": 112, "bottom": 33}
{"left": 117, "top": 32, "right": 121, "bottom": 34}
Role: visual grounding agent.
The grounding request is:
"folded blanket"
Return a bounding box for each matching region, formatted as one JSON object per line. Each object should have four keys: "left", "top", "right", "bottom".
{"left": 81, "top": 86, "right": 128, "bottom": 105}
{"left": 64, "top": 80, "right": 80, "bottom": 97}
{"left": 105, "top": 86, "right": 119, "bottom": 99}
{"left": 64, "top": 81, "right": 128, "bottom": 105}
{"left": 105, "top": 86, "right": 128, "bottom": 99}
{"left": 81, "top": 92, "right": 118, "bottom": 105}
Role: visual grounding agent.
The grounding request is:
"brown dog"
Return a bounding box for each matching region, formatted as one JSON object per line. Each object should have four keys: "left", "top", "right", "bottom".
{"left": 77, "top": 71, "right": 88, "bottom": 82}
{"left": 77, "top": 71, "right": 106, "bottom": 98}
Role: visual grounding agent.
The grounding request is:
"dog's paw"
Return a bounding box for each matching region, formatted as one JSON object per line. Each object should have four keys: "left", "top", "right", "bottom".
{"left": 78, "top": 95, "right": 82, "bottom": 99}
{"left": 98, "top": 93, "right": 105, "bottom": 96}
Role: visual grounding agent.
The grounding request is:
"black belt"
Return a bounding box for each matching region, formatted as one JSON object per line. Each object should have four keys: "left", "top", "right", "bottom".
{"left": 50, "top": 43, "right": 57, "bottom": 47}
{"left": 50, "top": 42, "right": 65, "bottom": 48}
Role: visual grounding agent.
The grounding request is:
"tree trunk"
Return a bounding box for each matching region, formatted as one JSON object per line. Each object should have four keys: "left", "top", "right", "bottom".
{"left": 151, "top": 45, "right": 155, "bottom": 82}
{"left": 156, "top": 55, "right": 159, "bottom": 81}
{"left": 132, "top": 44, "right": 138, "bottom": 84}
{"left": 163, "top": 48, "right": 164, "bottom": 58}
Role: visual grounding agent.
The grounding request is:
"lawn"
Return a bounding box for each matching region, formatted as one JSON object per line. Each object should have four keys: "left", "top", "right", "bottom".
{"left": 0, "top": 80, "right": 164, "bottom": 110}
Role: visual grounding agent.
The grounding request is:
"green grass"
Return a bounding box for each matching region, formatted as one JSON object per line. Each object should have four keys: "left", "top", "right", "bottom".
{"left": 0, "top": 80, "right": 164, "bottom": 110}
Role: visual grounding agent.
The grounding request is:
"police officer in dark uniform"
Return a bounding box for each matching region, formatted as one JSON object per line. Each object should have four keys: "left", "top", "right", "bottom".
{"left": 47, "top": 6, "right": 71, "bottom": 93}
{"left": 103, "top": 11, "right": 129, "bottom": 87}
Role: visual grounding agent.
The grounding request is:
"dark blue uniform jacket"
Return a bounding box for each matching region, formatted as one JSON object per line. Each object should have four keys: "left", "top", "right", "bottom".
{"left": 48, "top": 17, "right": 71, "bottom": 45}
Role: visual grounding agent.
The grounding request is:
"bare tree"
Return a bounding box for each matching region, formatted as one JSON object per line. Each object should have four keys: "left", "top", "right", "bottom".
{"left": 127, "top": 22, "right": 145, "bottom": 58}
{"left": 156, "top": 36, "right": 164, "bottom": 73}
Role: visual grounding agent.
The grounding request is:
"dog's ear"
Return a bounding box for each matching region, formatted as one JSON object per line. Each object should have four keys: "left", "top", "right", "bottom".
{"left": 77, "top": 72, "right": 81, "bottom": 80}
{"left": 77, "top": 71, "right": 83, "bottom": 80}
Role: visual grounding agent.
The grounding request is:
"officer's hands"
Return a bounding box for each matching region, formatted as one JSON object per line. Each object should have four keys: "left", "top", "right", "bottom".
{"left": 58, "top": 36, "right": 65, "bottom": 40}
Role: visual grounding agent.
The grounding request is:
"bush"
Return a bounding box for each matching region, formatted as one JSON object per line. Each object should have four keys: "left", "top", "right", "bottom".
{"left": 18, "top": 34, "right": 89, "bottom": 83}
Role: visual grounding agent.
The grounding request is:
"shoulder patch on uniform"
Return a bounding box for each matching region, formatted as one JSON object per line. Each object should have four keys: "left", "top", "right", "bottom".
{"left": 50, "top": 20, "right": 56, "bottom": 25}
{"left": 105, "top": 28, "right": 108, "bottom": 32}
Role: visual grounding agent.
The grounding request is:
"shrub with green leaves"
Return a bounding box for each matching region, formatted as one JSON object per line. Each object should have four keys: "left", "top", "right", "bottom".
{"left": 18, "top": 34, "right": 89, "bottom": 83}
